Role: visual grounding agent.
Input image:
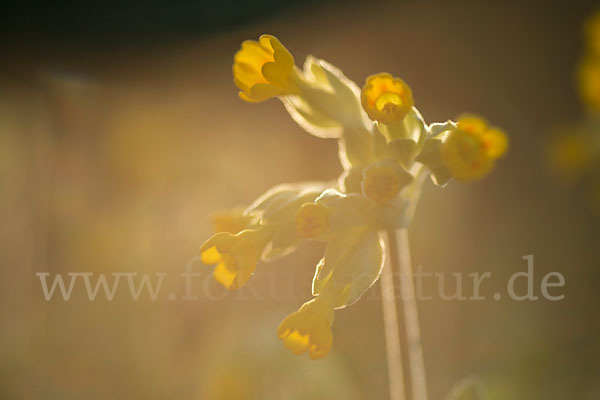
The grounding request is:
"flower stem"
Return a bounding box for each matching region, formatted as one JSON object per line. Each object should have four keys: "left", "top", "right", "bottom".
{"left": 380, "top": 232, "right": 407, "bottom": 400}
{"left": 390, "top": 229, "right": 429, "bottom": 400}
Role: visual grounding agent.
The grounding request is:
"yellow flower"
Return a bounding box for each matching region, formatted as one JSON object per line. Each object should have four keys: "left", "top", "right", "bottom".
{"left": 361, "top": 73, "right": 414, "bottom": 125}
{"left": 442, "top": 115, "right": 508, "bottom": 181}
{"left": 233, "top": 34, "right": 297, "bottom": 102}
{"left": 281, "top": 192, "right": 385, "bottom": 359}
{"left": 578, "top": 57, "right": 600, "bottom": 111}
{"left": 295, "top": 202, "right": 332, "bottom": 238}
{"left": 201, "top": 183, "right": 329, "bottom": 290}
{"left": 277, "top": 297, "right": 334, "bottom": 360}
{"left": 455, "top": 115, "right": 487, "bottom": 134}
{"left": 200, "top": 229, "right": 269, "bottom": 290}
{"left": 362, "top": 162, "right": 413, "bottom": 204}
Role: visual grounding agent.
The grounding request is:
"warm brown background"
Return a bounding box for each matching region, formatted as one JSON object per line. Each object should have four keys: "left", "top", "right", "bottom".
{"left": 1, "top": 0, "right": 599, "bottom": 399}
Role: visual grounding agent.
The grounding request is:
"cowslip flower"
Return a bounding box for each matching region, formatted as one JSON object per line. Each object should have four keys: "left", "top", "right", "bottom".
{"left": 200, "top": 183, "right": 329, "bottom": 290}
{"left": 362, "top": 162, "right": 413, "bottom": 204}
{"left": 233, "top": 34, "right": 298, "bottom": 102}
{"left": 361, "top": 73, "right": 414, "bottom": 126}
{"left": 277, "top": 296, "right": 334, "bottom": 360}
{"left": 440, "top": 115, "right": 508, "bottom": 181}
{"left": 200, "top": 229, "right": 270, "bottom": 290}
{"left": 204, "top": 34, "right": 508, "bottom": 359}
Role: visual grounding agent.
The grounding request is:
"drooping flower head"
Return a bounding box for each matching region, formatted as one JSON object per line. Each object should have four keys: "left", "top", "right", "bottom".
{"left": 202, "top": 33, "right": 508, "bottom": 360}
{"left": 233, "top": 34, "right": 297, "bottom": 102}
{"left": 361, "top": 73, "right": 414, "bottom": 125}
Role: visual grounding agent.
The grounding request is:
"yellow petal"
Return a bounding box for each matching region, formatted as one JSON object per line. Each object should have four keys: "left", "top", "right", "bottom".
{"left": 283, "top": 331, "right": 310, "bottom": 356}
{"left": 201, "top": 246, "right": 222, "bottom": 265}
{"left": 456, "top": 114, "right": 488, "bottom": 134}
{"left": 268, "top": 35, "right": 294, "bottom": 70}
{"left": 277, "top": 299, "right": 335, "bottom": 359}
{"left": 233, "top": 34, "right": 296, "bottom": 103}
{"left": 442, "top": 127, "right": 494, "bottom": 181}
{"left": 482, "top": 128, "right": 509, "bottom": 159}
{"left": 308, "top": 324, "right": 333, "bottom": 360}
{"left": 361, "top": 73, "right": 414, "bottom": 124}
{"left": 248, "top": 83, "right": 281, "bottom": 102}
{"left": 213, "top": 259, "right": 237, "bottom": 290}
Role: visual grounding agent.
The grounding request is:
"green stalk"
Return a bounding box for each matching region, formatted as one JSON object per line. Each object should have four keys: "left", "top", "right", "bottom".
{"left": 391, "top": 229, "right": 429, "bottom": 400}
{"left": 380, "top": 231, "right": 407, "bottom": 400}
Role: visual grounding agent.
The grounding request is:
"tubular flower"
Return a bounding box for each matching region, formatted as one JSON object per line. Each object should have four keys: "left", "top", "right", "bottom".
{"left": 276, "top": 193, "right": 385, "bottom": 359}
{"left": 201, "top": 183, "right": 329, "bottom": 290}
{"left": 200, "top": 208, "right": 258, "bottom": 289}
{"left": 233, "top": 34, "right": 297, "bottom": 102}
{"left": 295, "top": 202, "right": 333, "bottom": 239}
{"left": 201, "top": 33, "right": 508, "bottom": 359}
{"left": 362, "top": 162, "right": 413, "bottom": 204}
{"left": 277, "top": 297, "right": 334, "bottom": 360}
{"left": 200, "top": 229, "right": 270, "bottom": 290}
{"left": 361, "top": 73, "right": 414, "bottom": 125}
{"left": 442, "top": 115, "right": 508, "bottom": 181}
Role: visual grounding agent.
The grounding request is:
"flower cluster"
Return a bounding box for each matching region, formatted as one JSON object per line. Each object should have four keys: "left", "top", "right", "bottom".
{"left": 201, "top": 34, "right": 508, "bottom": 359}
{"left": 548, "top": 12, "right": 600, "bottom": 211}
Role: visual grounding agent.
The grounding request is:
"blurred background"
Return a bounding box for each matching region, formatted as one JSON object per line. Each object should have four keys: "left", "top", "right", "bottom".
{"left": 1, "top": 0, "right": 600, "bottom": 398}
